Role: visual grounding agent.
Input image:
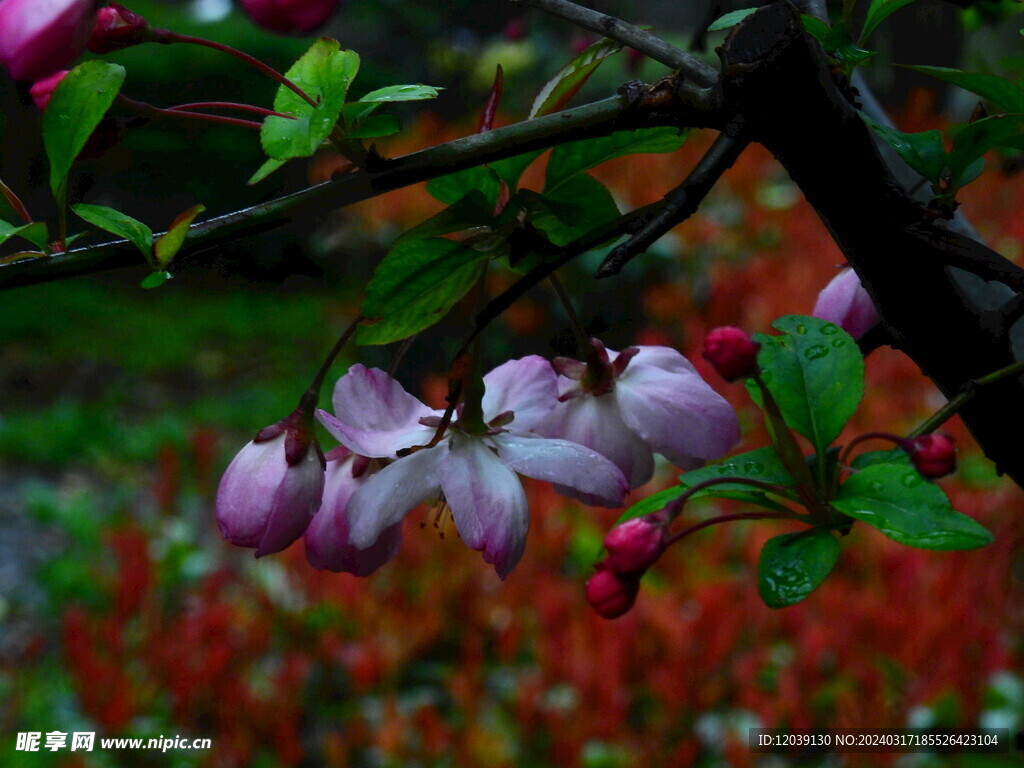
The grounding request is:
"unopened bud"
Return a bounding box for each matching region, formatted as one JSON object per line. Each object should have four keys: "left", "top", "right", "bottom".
{"left": 603, "top": 516, "right": 665, "bottom": 573}
{"left": 904, "top": 433, "right": 956, "bottom": 479}
{"left": 702, "top": 326, "right": 760, "bottom": 382}
{"left": 585, "top": 566, "right": 640, "bottom": 619}
{"left": 29, "top": 70, "right": 68, "bottom": 112}
{"left": 240, "top": 0, "right": 341, "bottom": 36}
{"left": 88, "top": 3, "right": 153, "bottom": 54}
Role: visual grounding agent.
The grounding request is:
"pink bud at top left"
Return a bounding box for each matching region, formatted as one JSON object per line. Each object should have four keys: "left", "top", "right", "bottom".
{"left": 216, "top": 429, "right": 325, "bottom": 558}
{"left": 29, "top": 69, "right": 68, "bottom": 111}
{"left": 0, "top": 0, "right": 96, "bottom": 82}
{"left": 88, "top": 3, "right": 152, "bottom": 54}
{"left": 603, "top": 516, "right": 665, "bottom": 573}
{"left": 702, "top": 326, "right": 760, "bottom": 382}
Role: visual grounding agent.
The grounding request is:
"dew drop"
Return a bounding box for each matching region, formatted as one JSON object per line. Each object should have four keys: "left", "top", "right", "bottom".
{"left": 831, "top": 339, "right": 846, "bottom": 348}
{"left": 796, "top": 324, "right": 808, "bottom": 335}
{"left": 804, "top": 344, "right": 829, "bottom": 360}
{"left": 820, "top": 324, "right": 839, "bottom": 335}
{"left": 871, "top": 481, "right": 885, "bottom": 492}
{"left": 901, "top": 472, "right": 923, "bottom": 488}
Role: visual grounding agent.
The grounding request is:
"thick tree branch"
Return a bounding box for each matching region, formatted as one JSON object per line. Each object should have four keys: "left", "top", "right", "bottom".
{"left": 0, "top": 91, "right": 718, "bottom": 291}
{"left": 720, "top": 2, "right": 1024, "bottom": 487}
{"left": 512, "top": 0, "right": 719, "bottom": 89}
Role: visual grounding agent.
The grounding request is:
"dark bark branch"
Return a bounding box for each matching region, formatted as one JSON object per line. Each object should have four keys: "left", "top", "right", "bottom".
{"left": 719, "top": 2, "right": 1024, "bottom": 487}
{"left": 595, "top": 132, "right": 748, "bottom": 277}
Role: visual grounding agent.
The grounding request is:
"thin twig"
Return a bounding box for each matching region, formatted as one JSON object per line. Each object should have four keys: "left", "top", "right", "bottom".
{"left": 596, "top": 133, "right": 747, "bottom": 277}
{"left": 513, "top": 0, "right": 718, "bottom": 89}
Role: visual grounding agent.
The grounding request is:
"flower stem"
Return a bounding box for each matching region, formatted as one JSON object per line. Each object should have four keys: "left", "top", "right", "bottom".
{"left": 909, "top": 359, "right": 1024, "bottom": 438}
{"left": 548, "top": 271, "right": 592, "bottom": 356}
{"left": 837, "top": 431, "right": 903, "bottom": 467}
{"left": 304, "top": 315, "right": 363, "bottom": 408}
{"left": 153, "top": 30, "right": 318, "bottom": 109}
{"left": 119, "top": 95, "right": 266, "bottom": 130}
{"left": 167, "top": 102, "right": 296, "bottom": 120}
{"left": 660, "top": 475, "right": 801, "bottom": 522}
{"left": 666, "top": 511, "right": 793, "bottom": 546}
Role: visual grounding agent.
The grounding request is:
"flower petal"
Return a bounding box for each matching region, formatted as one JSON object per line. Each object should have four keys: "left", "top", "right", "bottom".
{"left": 216, "top": 437, "right": 288, "bottom": 548}
{"left": 620, "top": 345, "right": 699, "bottom": 376}
{"left": 482, "top": 356, "right": 558, "bottom": 430}
{"left": 812, "top": 267, "right": 880, "bottom": 340}
{"left": 304, "top": 456, "right": 401, "bottom": 576}
{"left": 494, "top": 432, "right": 628, "bottom": 508}
{"left": 615, "top": 366, "right": 740, "bottom": 466}
{"left": 346, "top": 445, "right": 444, "bottom": 550}
{"left": 536, "top": 395, "right": 655, "bottom": 489}
{"left": 321, "top": 364, "right": 437, "bottom": 456}
{"left": 439, "top": 435, "right": 529, "bottom": 579}
{"left": 255, "top": 442, "right": 325, "bottom": 557}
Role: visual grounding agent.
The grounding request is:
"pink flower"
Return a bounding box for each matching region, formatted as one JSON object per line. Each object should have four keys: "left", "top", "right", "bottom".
{"left": 904, "top": 433, "right": 956, "bottom": 479}
{"left": 87, "top": 3, "right": 152, "bottom": 54}
{"left": 303, "top": 447, "right": 400, "bottom": 576}
{"left": 216, "top": 413, "right": 325, "bottom": 558}
{"left": 317, "top": 359, "right": 628, "bottom": 578}
{"left": 702, "top": 326, "right": 760, "bottom": 382}
{"left": 537, "top": 341, "right": 740, "bottom": 491}
{"left": 29, "top": 69, "right": 68, "bottom": 111}
{"left": 812, "top": 267, "right": 880, "bottom": 340}
{"left": 0, "top": 0, "right": 95, "bottom": 82}
{"left": 240, "top": 0, "right": 341, "bottom": 36}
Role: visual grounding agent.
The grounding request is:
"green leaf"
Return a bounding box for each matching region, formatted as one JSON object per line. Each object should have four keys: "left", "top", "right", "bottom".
{"left": 357, "top": 238, "right": 488, "bottom": 345}
{"left": 820, "top": 19, "right": 876, "bottom": 66}
{"left": 545, "top": 127, "right": 688, "bottom": 193}
{"left": 348, "top": 113, "right": 402, "bottom": 138}
{"left": 357, "top": 84, "right": 442, "bottom": 103}
{"left": 801, "top": 14, "right": 831, "bottom": 42}
{"left": 530, "top": 38, "right": 623, "bottom": 118}
{"left": 679, "top": 447, "right": 796, "bottom": 492}
{"left": 396, "top": 192, "right": 494, "bottom": 243}
{"left": 261, "top": 39, "right": 359, "bottom": 161}
{"left": 248, "top": 157, "right": 286, "bottom": 185}
{"left": 948, "top": 115, "right": 1024, "bottom": 187}
{"left": 154, "top": 204, "right": 205, "bottom": 268}
{"left": 861, "top": 0, "right": 918, "bottom": 43}
{"left": 490, "top": 151, "right": 545, "bottom": 190}
{"left": 0, "top": 220, "right": 48, "bottom": 251}
{"left": 902, "top": 66, "right": 1024, "bottom": 115}
{"left": 527, "top": 173, "right": 620, "bottom": 246}
{"left": 140, "top": 271, "right": 170, "bottom": 289}
{"left": 747, "top": 315, "right": 864, "bottom": 456}
{"left": 427, "top": 166, "right": 502, "bottom": 207}
{"left": 708, "top": 8, "right": 758, "bottom": 32}
{"left": 614, "top": 485, "right": 688, "bottom": 526}
{"left": 850, "top": 448, "right": 911, "bottom": 471}
{"left": 861, "top": 114, "right": 947, "bottom": 184}
{"left": 72, "top": 204, "right": 153, "bottom": 261}
{"left": 43, "top": 61, "right": 126, "bottom": 196}
{"left": 832, "top": 463, "right": 993, "bottom": 550}
{"left": 758, "top": 529, "right": 840, "bottom": 608}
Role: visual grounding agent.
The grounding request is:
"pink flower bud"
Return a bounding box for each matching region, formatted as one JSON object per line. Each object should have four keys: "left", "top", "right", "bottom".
{"left": 904, "top": 433, "right": 956, "bottom": 479}
{"left": 603, "top": 516, "right": 665, "bottom": 573}
{"left": 240, "top": 0, "right": 341, "bottom": 36}
{"left": 812, "top": 267, "right": 880, "bottom": 340}
{"left": 29, "top": 69, "right": 68, "bottom": 111}
{"left": 87, "top": 3, "right": 152, "bottom": 54}
{"left": 585, "top": 567, "right": 640, "bottom": 619}
{"left": 216, "top": 428, "right": 325, "bottom": 557}
{"left": 702, "top": 326, "right": 760, "bottom": 382}
{"left": 0, "top": 0, "right": 96, "bottom": 82}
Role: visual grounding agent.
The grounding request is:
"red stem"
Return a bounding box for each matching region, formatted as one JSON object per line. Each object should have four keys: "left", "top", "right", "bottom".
{"left": 154, "top": 30, "right": 318, "bottom": 108}
{"left": 167, "top": 101, "right": 296, "bottom": 120}
{"left": 119, "top": 95, "right": 264, "bottom": 130}
{"left": 838, "top": 431, "right": 904, "bottom": 467}
{"left": 666, "top": 511, "right": 791, "bottom": 546}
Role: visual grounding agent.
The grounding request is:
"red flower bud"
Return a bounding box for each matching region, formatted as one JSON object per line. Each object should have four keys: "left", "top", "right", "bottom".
{"left": 904, "top": 433, "right": 956, "bottom": 479}
{"left": 29, "top": 69, "right": 68, "bottom": 112}
{"left": 0, "top": 0, "right": 95, "bottom": 82}
{"left": 702, "top": 326, "right": 760, "bottom": 382}
{"left": 240, "top": 0, "right": 341, "bottom": 36}
{"left": 603, "top": 516, "right": 665, "bottom": 573}
{"left": 585, "top": 566, "right": 640, "bottom": 619}
{"left": 88, "top": 3, "right": 153, "bottom": 54}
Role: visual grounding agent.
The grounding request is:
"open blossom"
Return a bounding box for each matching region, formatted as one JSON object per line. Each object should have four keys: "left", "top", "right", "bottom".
{"left": 317, "top": 359, "right": 628, "bottom": 578}
{"left": 240, "top": 0, "right": 341, "bottom": 36}
{"left": 303, "top": 447, "right": 400, "bottom": 576}
{"left": 536, "top": 341, "right": 740, "bottom": 491}
{"left": 216, "top": 410, "right": 324, "bottom": 558}
{"left": 0, "top": 0, "right": 95, "bottom": 82}
{"left": 812, "top": 267, "right": 880, "bottom": 340}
